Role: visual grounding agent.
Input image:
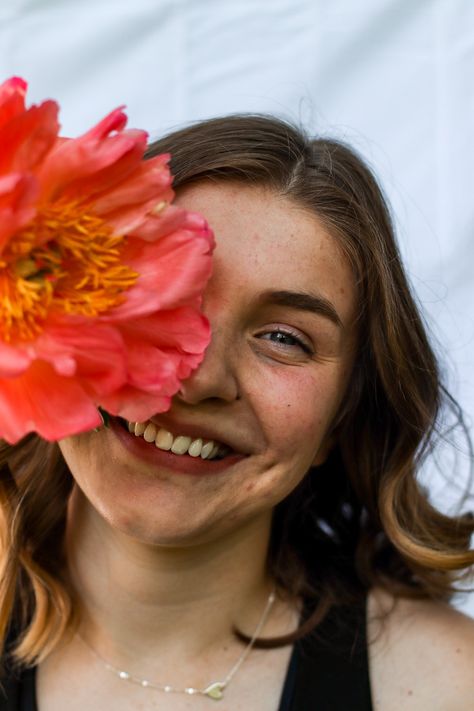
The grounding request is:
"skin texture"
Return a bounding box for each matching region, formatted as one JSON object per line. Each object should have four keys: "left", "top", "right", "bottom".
{"left": 368, "top": 589, "right": 474, "bottom": 711}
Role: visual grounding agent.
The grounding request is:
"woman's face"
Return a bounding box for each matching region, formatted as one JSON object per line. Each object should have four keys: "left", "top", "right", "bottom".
{"left": 59, "top": 183, "right": 358, "bottom": 546}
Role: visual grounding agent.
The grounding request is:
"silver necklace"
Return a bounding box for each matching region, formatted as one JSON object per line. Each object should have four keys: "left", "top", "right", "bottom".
{"left": 78, "top": 587, "right": 276, "bottom": 701}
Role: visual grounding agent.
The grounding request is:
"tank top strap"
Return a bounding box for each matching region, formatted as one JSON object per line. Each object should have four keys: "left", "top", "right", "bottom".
{"left": 280, "top": 595, "right": 373, "bottom": 711}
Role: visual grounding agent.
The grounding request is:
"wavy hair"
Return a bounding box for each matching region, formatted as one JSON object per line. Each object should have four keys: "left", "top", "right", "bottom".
{"left": 1, "top": 115, "right": 472, "bottom": 663}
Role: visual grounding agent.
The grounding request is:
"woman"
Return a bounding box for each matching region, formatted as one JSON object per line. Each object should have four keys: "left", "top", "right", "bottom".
{"left": 0, "top": 115, "right": 473, "bottom": 710}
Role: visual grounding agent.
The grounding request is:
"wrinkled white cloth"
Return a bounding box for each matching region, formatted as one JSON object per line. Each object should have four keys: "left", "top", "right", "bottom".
{"left": 0, "top": 0, "right": 472, "bottom": 614}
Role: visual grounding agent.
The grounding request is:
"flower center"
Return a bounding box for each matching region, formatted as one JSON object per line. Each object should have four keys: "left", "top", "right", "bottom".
{"left": 0, "top": 201, "right": 138, "bottom": 342}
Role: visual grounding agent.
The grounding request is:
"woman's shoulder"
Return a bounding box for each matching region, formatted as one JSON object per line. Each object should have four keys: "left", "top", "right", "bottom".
{"left": 367, "top": 587, "right": 474, "bottom": 711}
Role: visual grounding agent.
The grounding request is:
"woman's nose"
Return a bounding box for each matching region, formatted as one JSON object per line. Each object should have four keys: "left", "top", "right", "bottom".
{"left": 175, "top": 326, "right": 240, "bottom": 405}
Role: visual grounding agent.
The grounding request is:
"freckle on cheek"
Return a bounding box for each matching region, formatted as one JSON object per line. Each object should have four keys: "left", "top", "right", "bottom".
{"left": 245, "top": 483, "right": 254, "bottom": 491}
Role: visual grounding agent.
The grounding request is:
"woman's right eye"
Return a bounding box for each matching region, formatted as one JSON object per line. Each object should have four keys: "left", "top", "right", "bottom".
{"left": 257, "top": 329, "right": 314, "bottom": 355}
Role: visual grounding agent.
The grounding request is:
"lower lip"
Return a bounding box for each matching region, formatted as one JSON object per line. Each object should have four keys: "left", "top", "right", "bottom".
{"left": 110, "top": 418, "right": 246, "bottom": 476}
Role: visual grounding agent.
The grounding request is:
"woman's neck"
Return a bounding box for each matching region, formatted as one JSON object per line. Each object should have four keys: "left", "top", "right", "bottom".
{"left": 65, "top": 487, "right": 275, "bottom": 666}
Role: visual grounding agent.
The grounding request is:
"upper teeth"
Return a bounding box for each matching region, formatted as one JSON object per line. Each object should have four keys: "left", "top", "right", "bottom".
{"left": 127, "top": 420, "right": 228, "bottom": 460}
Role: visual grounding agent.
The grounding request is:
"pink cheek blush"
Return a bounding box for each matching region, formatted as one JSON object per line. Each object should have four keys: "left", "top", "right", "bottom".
{"left": 261, "top": 368, "right": 336, "bottom": 447}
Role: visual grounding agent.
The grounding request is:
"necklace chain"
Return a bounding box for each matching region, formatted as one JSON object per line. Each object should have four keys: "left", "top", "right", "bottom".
{"left": 78, "top": 587, "right": 276, "bottom": 701}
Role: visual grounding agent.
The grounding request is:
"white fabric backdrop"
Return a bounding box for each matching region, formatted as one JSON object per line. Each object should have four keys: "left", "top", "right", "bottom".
{"left": 1, "top": 0, "right": 472, "bottom": 615}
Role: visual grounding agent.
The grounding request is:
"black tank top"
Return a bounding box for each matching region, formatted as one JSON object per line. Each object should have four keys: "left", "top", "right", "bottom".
{"left": 0, "top": 599, "right": 372, "bottom": 710}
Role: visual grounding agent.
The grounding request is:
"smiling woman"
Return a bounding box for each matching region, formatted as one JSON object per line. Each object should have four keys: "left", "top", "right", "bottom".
{"left": 0, "top": 116, "right": 473, "bottom": 711}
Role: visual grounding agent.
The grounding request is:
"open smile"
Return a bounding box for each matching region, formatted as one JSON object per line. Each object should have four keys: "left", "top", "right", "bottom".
{"left": 111, "top": 417, "right": 248, "bottom": 476}
{"left": 125, "top": 419, "right": 232, "bottom": 460}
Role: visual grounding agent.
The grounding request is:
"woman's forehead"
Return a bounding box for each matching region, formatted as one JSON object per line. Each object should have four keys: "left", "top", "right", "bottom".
{"left": 175, "top": 181, "right": 357, "bottom": 328}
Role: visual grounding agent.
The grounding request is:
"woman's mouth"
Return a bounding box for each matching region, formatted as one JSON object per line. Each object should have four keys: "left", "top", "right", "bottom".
{"left": 111, "top": 417, "right": 246, "bottom": 476}
{"left": 124, "top": 419, "right": 232, "bottom": 460}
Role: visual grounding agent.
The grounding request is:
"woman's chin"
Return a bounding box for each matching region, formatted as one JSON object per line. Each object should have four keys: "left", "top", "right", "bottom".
{"left": 68, "top": 469, "right": 239, "bottom": 549}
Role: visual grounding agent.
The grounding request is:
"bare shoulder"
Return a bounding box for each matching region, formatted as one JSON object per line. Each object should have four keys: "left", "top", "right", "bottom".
{"left": 367, "top": 588, "right": 474, "bottom": 711}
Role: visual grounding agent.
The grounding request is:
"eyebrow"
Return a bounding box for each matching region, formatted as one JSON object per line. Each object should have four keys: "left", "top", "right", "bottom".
{"left": 258, "top": 290, "right": 343, "bottom": 328}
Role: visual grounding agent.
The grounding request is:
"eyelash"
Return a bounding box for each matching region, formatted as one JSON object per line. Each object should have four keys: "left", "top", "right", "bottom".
{"left": 258, "top": 328, "right": 313, "bottom": 355}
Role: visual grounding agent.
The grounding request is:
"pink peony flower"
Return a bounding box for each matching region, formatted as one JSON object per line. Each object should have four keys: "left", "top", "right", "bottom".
{"left": 0, "top": 77, "right": 214, "bottom": 443}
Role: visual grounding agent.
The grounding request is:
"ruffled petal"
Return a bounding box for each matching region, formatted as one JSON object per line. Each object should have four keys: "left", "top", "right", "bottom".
{"left": 0, "top": 341, "right": 32, "bottom": 377}
{"left": 0, "top": 173, "right": 38, "bottom": 252}
{"left": 98, "top": 309, "right": 209, "bottom": 422}
{"left": 107, "top": 219, "right": 213, "bottom": 320}
{"left": 37, "top": 110, "right": 148, "bottom": 202}
{"left": 108, "top": 203, "right": 189, "bottom": 241}
{"left": 0, "top": 360, "right": 102, "bottom": 443}
{"left": 99, "top": 385, "right": 172, "bottom": 423}
{"left": 91, "top": 154, "right": 172, "bottom": 216}
{"left": 0, "top": 77, "right": 27, "bottom": 131}
{"left": 61, "top": 130, "right": 149, "bottom": 202}
{"left": 81, "top": 106, "right": 127, "bottom": 139}
{"left": 123, "top": 310, "right": 209, "bottom": 380}
{"left": 34, "top": 315, "right": 127, "bottom": 395}
{"left": 99, "top": 342, "right": 179, "bottom": 421}
{"left": 0, "top": 100, "right": 59, "bottom": 174}
{"left": 120, "top": 308, "right": 211, "bottom": 354}
{"left": 99, "top": 306, "right": 210, "bottom": 422}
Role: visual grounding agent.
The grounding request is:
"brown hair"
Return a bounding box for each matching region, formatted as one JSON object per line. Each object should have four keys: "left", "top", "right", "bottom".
{"left": 1, "top": 115, "right": 472, "bottom": 663}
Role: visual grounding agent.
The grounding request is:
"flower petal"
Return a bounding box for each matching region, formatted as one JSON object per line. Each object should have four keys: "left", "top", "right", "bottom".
{"left": 0, "top": 173, "right": 38, "bottom": 252}
{"left": 101, "top": 307, "right": 210, "bottom": 421}
{"left": 0, "top": 341, "right": 32, "bottom": 377}
{"left": 98, "top": 309, "right": 210, "bottom": 422}
{"left": 107, "top": 218, "right": 213, "bottom": 320}
{"left": 0, "top": 77, "right": 27, "bottom": 131}
{"left": 0, "top": 360, "right": 102, "bottom": 443}
{"left": 98, "top": 344, "right": 179, "bottom": 421}
{"left": 100, "top": 385, "right": 172, "bottom": 423}
{"left": 38, "top": 109, "right": 148, "bottom": 202}
{"left": 109, "top": 203, "right": 194, "bottom": 242}
{"left": 34, "top": 315, "right": 127, "bottom": 395}
{"left": 0, "top": 100, "right": 59, "bottom": 174}
{"left": 91, "top": 154, "right": 172, "bottom": 216}
{"left": 62, "top": 131, "right": 149, "bottom": 201}
{"left": 81, "top": 105, "right": 128, "bottom": 139}
{"left": 120, "top": 308, "right": 211, "bottom": 355}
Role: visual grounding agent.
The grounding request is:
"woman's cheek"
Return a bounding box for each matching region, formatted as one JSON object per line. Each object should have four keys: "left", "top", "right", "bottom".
{"left": 249, "top": 364, "right": 337, "bottom": 460}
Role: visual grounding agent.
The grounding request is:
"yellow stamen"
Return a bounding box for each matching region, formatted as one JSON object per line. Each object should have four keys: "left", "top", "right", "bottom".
{"left": 0, "top": 201, "right": 139, "bottom": 343}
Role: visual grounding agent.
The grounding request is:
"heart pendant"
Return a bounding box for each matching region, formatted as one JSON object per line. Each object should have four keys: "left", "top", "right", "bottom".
{"left": 203, "top": 682, "right": 225, "bottom": 700}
